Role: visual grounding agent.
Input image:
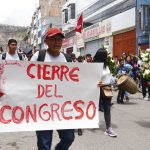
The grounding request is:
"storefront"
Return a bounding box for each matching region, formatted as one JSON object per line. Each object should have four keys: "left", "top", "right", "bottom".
{"left": 82, "top": 19, "right": 112, "bottom": 57}
{"left": 82, "top": 39, "right": 104, "bottom": 56}
{"left": 62, "top": 36, "right": 75, "bottom": 53}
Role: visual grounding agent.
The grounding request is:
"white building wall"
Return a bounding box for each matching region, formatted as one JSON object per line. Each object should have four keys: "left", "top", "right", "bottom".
{"left": 62, "top": 0, "right": 99, "bottom": 27}
{"left": 63, "top": 0, "right": 99, "bottom": 14}
{"left": 112, "top": 8, "right": 135, "bottom": 33}
{"left": 62, "top": 0, "right": 135, "bottom": 32}
{"left": 76, "top": 0, "right": 99, "bottom": 14}
{"left": 62, "top": 0, "right": 136, "bottom": 56}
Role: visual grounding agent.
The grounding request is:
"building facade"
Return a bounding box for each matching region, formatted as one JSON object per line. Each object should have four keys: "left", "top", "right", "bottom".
{"left": 62, "top": 0, "right": 150, "bottom": 58}
{"left": 136, "top": 0, "right": 150, "bottom": 53}
{"left": 28, "top": 0, "right": 65, "bottom": 51}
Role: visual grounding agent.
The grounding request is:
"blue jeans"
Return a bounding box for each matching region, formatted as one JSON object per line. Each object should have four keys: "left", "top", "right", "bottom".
{"left": 36, "top": 129, "right": 75, "bottom": 150}
{"left": 125, "top": 91, "right": 129, "bottom": 97}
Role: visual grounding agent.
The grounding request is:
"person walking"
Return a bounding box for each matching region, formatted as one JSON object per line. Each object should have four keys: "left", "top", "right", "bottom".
{"left": 93, "top": 48, "right": 117, "bottom": 137}
{"left": 116, "top": 58, "right": 127, "bottom": 104}
{"left": 31, "top": 27, "right": 75, "bottom": 150}
{"left": 0, "top": 39, "right": 23, "bottom": 61}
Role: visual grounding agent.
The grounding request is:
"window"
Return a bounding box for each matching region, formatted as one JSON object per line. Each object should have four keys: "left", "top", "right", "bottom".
{"left": 71, "top": 4, "right": 75, "bottom": 19}
{"left": 62, "top": 9, "right": 68, "bottom": 24}
{"left": 68, "top": 5, "right": 71, "bottom": 20}
{"left": 62, "top": 11, "right": 65, "bottom": 24}
{"left": 38, "top": 31, "right": 41, "bottom": 37}
{"left": 64, "top": 9, "right": 68, "bottom": 23}
{"left": 68, "top": 3, "right": 75, "bottom": 20}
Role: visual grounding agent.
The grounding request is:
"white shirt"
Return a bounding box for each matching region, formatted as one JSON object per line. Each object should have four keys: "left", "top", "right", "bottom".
{"left": 101, "top": 67, "right": 113, "bottom": 85}
{"left": 31, "top": 51, "right": 66, "bottom": 62}
{"left": 0, "top": 52, "right": 24, "bottom": 61}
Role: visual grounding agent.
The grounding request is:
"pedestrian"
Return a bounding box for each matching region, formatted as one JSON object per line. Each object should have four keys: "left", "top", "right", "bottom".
{"left": 93, "top": 48, "right": 117, "bottom": 137}
{"left": 0, "top": 39, "right": 23, "bottom": 61}
{"left": 74, "top": 55, "right": 83, "bottom": 136}
{"left": 124, "top": 55, "right": 133, "bottom": 101}
{"left": 139, "top": 52, "right": 150, "bottom": 100}
{"left": 0, "top": 47, "right": 3, "bottom": 57}
{"left": 31, "top": 27, "right": 75, "bottom": 150}
{"left": 85, "top": 53, "right": 92, "bottom": 63}
{"left": 122, "top": 52, "right": 127, "bottom": 63}
{"left": 77, "top": 56, "right": 84, "bottom": 62}
{"left": 70, "top": 53, "right": 77, "bottom": 62}
{"left": 63, "top": 52, "right": 72, "bottom": 62}
{"left": 132, "top": 56, "right": 140, "bottom": 81}
{"left": 125, "top": 55, "right": 133, "bottom": 74}
{"left": 141, "top": 75, "right": 150, "bottom": 101}
{"left": 116, "top": 58, "right": 127, "bottom": 104}
{"left": 114, "top": 55, "right": 119, "bottom": 65}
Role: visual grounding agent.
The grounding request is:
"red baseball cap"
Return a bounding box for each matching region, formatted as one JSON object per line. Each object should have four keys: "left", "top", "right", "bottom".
{"left": 45, "top": 27, "right": 65, "bottom": 39}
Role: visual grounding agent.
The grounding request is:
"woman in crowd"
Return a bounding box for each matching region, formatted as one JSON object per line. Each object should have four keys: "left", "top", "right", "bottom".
{"left": 77, "top": 56, "right": 84, "bottom": 62}
{"left": 93, "top": 48, "right": 117, "bottom": 137}
{"left": 125, "top": 55, "right": 133, "bottom": 77}
{"left": 123, "top": 55, "right": 133, "bottom": 101}
{"left": 132, "top": 56, "right": 140, "bottom": 81}
{"left": 141, "top": 75, "right": 150, "bottom": 101}
{"left": 117, "top": 58, "right": 127, "bottom": 103}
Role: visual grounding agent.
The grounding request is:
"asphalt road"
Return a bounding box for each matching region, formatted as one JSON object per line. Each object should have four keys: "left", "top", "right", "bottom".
{"left": 0, "top": 92, "right": 150, "bottom": 150}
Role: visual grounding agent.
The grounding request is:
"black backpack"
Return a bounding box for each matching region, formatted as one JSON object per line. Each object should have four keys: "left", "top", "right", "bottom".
{"left": 37, "top": 50, "right": 71, "bottom": 62}
{"left": 2, "top": 53, "right": 23, "bottom": 60}
{"left": 37, "top": 50, "right": 47, "bottom": 62}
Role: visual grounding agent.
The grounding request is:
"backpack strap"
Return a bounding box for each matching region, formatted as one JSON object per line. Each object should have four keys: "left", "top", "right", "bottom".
{"left": 18, "top": 53, "right": 23, "bottom": 60}
{"left": 37, "top": 50, "right": 46, "bottom": 62}
{"left": 2, "top": 52, "right": 23, "bottom": 60}
{"left": 63, "top": 53, "right": 72, "bottom": 62}
{"left": 2, "top": 53, "right": 6, "bottom": 60}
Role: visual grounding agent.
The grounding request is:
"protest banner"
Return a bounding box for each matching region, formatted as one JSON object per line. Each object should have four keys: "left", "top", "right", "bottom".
{"left": 0, "top": 60, "right": 103, "bottom": 132}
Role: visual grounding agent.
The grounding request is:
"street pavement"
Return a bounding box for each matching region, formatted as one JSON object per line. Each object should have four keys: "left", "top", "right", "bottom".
{"left": 0, "top": 91, "right": 150, "bottom": 150}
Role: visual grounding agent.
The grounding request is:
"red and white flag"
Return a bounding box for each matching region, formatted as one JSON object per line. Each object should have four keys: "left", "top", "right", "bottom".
{"left": 75, "top": 14, "right": 83, "bottom": 33}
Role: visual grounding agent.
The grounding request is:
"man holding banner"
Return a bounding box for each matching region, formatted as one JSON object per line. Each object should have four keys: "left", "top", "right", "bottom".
{"left": 31, "top": 27, "right": 75, "bottom": 150}
{"left": 0, "top": 27, "right": 102, "bottom": 149}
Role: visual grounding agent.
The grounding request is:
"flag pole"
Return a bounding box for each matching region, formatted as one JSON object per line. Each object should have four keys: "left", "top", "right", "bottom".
{"left": 75, "top": 13, "right": 86, "bottom": 58}
{"left": 82, "top": 14, "right": 86, "bottom": 59}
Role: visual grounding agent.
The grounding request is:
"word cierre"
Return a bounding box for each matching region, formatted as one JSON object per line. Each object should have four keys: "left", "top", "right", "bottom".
{"left": 27, "top": 64, "right": 79, "bottom": 82}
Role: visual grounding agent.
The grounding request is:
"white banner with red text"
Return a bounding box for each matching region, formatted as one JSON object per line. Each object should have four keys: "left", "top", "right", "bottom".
{"left": 0, "top": 61, "right": 103, "bottom": 132}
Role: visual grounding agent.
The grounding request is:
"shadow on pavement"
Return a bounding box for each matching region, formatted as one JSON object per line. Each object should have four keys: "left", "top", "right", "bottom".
{"left": 136, "top": 120, "right": 150, "bottom": 128}
{"left": 122, "top": 102, "right": 138, "bottom": 105}
{"left": 130, "top": 97, "right": 142, "bottom": 100}
{"left": 87, "top": 121, "right": 118, "bottom": 133}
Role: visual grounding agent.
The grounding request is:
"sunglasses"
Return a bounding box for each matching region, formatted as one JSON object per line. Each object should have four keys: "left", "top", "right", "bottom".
{"left": 10, "top": 43, "right": 17, "bottom": 46}
{"left": 47, "top": 37, "right": 63, "bottom": 42}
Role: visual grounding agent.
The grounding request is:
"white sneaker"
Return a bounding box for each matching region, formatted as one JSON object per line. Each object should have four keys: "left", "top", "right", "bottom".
{"left": 143, "top": 96, "right": 149, "bottom": 101}
{"left": 104, "top": 127, "right": 117, "bottom": 137}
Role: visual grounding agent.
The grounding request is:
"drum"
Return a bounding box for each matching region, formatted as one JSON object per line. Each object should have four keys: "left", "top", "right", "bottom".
{"left": 117, "top": 75, "right": 138, "bottom": 94}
